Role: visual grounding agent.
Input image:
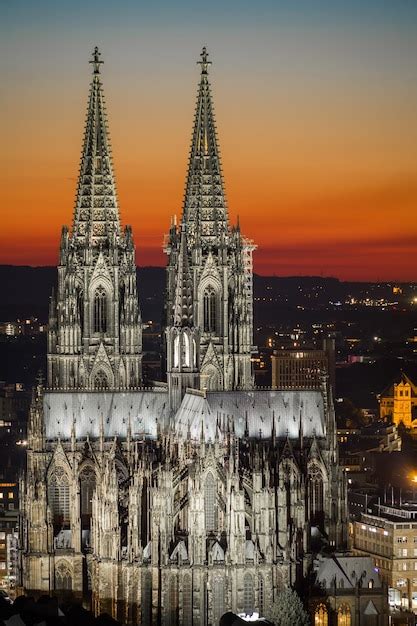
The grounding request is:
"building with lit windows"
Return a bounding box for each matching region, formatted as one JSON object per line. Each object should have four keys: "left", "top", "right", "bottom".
{"left": 271, "top": 337, "right": 335, "bottom": 394}
{"left": 20, "top": 48, "right": 347, "bottom": 625}
{"left": 311, "top": 554, "right": 388, "bottom": 625}
{"left": 353, "top": 503, "right": 417, "bottom": 613}
{"left": 379, "top": 373, "right": 417, "bottom": 429}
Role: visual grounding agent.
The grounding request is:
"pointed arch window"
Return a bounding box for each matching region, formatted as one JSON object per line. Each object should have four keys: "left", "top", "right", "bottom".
{"left": 203, "top": 286, "right": 217, "bottom": 333}
{"left": 204, "top": 471, "right": 217, "bottom": 531}
{"left": 309, "top": 464, "right": 324, "bottom": 523}
{"left": 94, "top": 286, "right": 107, "bottom": 333}
{"left": 167, "top": 574, "right": 178, "bottom": 626}
{"left": 174, "top": 335, "right": 180, "bottom": 368}
{"left": 315, "top": 604, "right": 328, "bottom": 626}
{"left": 94, "top": 370, "right": 108, "bottom": 390}
{"left": 243, "top": 572, "right": 254, "bottom": 615}
{"left": 182, "top": 333, "right": 190, "bottom": 367}
{"left": 48, "top": 468, "right": 70, "bottom": 525}
{"left": 80, "top": 466, "right": 96, "bottom": 518}
{"left": 182, "top": 573, "right": 192, "bottom": 624}
{"left": 337, "top": 604, "right": 351, "bottom": 626}
{"left": 55, "top": 562, "right": 72, "bottom": 590}
{"left": 212, "top": 576, "right": 225, "bottom": 624}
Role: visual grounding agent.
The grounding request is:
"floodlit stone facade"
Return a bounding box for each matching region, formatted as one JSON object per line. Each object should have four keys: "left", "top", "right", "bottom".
{"left": 20, "top": 47, "right": 347, "bottom": 625}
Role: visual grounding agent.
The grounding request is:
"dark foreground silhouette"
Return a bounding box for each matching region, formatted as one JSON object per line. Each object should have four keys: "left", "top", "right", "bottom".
{"left": 0, "top": 594, "right": 121, "bottom": 626}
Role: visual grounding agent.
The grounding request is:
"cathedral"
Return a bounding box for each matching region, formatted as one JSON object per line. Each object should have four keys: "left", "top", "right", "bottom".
{"left": 20, "top": 47, "right": 347, "bottom": 625}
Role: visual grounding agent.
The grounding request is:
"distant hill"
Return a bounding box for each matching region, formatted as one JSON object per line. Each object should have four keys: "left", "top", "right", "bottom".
{"left": 0, "top": 265, "right": 166, "bottom": 322}
{"left": 0, "top": 265, "right": 411, "bottom": 324}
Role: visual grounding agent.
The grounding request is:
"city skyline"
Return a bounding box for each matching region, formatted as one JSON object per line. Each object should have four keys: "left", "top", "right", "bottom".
{"left": 2, "top": 0, "right": 417, "bottom": 280}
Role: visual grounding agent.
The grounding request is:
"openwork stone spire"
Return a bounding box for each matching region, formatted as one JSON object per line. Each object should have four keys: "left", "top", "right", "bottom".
{"left": 48, "top": 48, "right": 142, "bottom": 391}
{"left": 165, "top": 48, "right": 255, "bottom": 402}
{"left": 72, "top": 46, "right": 121, "bottom": 244}
{"left": 183, "top": 47, "right": 229, "bottom": 244}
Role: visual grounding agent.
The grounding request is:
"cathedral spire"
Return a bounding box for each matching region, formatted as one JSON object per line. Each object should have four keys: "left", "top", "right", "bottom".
{"left": 182, "top": 47, "right": 228, "bottom": 244}
{"left": 72, "top": 46, "right": 121, "bottom": 244}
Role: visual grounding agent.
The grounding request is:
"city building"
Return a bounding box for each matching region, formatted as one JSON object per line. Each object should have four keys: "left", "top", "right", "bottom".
{"left": 310, "top": 554, "right": 389, "bottom": 625}
{"left": 271, "top": 337, "right": 335, "bottom": 393}
{"left": 20, "top": 48, "right": 347, "bottom": 625}
{"left": 352, "top": 503, "right": 417, "bottom": 612}
{"left": 0, "top": 382, "right": 30, "bottom": 436}
{"left": 379, "top": 373, "right": 417, "bottom": 429}
{"left": 0, "top": 509, "right": 18, "bottom": 594}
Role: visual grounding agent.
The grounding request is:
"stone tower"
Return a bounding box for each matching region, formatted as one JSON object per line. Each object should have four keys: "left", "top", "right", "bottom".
{"left": 47, "top": 48, "right": 142, "bottom": 390}
{"left": 20, "top": 48, "right": 349, "bottom": 626}
{"left": 165, "top": 48, "right": 255, "bottom": 406}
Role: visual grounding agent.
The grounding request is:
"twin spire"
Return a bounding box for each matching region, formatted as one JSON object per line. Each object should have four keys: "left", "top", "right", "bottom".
{"left": 182, "top": 46, "right": 229, "bottom": 244}
{"left": 72, "top": 46, "right": 121, "bottom": 245}
{"left": 72, "top": 46, "right": 229, "bottom": 248}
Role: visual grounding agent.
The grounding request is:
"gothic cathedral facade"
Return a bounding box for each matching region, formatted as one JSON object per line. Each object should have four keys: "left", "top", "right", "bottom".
{"left": 20, "top": 48, "right": 347, "bottom": 625}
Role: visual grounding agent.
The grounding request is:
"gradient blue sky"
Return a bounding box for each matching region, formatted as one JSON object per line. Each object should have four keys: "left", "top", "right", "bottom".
{"left": 2, "top": 0, "right": 417, "bottom": 279}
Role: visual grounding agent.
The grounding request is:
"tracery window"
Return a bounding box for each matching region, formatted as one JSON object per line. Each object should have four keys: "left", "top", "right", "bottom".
{"left": 55, "top": 562, "right": 72, "bottom": 590}
{"left": 337, "top": 604, "right": 351, "bottom": 626}
{"left": 48, "top": 468, "right": 70, "bottom": 524}
{"left": 315, "top": 603, "right": 328, "bottom": 626}
{"left": 308, "top": 465, "right": 324, "bottom": 522}
{"left": 243, "top": 573, "right": 254, "bottom": 615}
{"left": 167, "top": 574, "right": 178, "bottom": 626}
{"left": 212, "top": 576, "right": 225, "bottom": 624}
{"left": 203, "top": 286, "right": 217, "bottom": 333}
{"left": 93, "top": 286, "right": 107, "bottom": 333}
{"left": 80, "top": 466, "right": 96, "bottom": 517}
{"left": 204, "top": 471, "right": 217, "bottom": 531}
{"left": 94, "top": 370, "right": 108, "bottom": 389}
{"left": 182, "top": 573, "right": 192, "bottom": 624}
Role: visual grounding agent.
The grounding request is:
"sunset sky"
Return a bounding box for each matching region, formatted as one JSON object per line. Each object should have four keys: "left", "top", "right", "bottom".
{"left": 2, "top": 0, "right": 417, "bottom": 280}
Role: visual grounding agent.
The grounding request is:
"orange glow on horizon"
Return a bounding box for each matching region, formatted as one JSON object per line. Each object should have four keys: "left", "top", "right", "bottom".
{"left": 2, "top": 54, "right": 417, "bottom": 281}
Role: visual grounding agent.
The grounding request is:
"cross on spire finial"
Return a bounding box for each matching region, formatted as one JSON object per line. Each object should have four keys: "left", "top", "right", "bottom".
{"left": 198, "top": 46, "right": 211, "bottom": 75}
{"left": 90, "top": 46, "right": 103, "bottom": 75}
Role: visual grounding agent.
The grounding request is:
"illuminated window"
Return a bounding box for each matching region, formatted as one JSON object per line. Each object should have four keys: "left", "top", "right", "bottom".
{"left": 337, "top": 604, "right": 351, "bottom": 626}
{"left": 8, "top": 493, "right": 13, "bottom": 499}
{"left": 203, "top": 286, "right": 217, "bottom": 333}
{"left": 0, "top": 494, "right": 3, "bottom": 500}
{"left": 0, "top": 533, "right": 5, "bottom": 540}
{"left": 204, "top": 471, "right": 217, "bottom": 531}
{"left": 182, "top": 333, "right": 190, "bottom": 367}
{"left": 0, "top": 563, "right": 5, "bottom": 571}
{"left": 93, "top": 286, "right": 107, "bottom": 333}
{"left": 314, "top": 604, "right": 328, "bottom": 626}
